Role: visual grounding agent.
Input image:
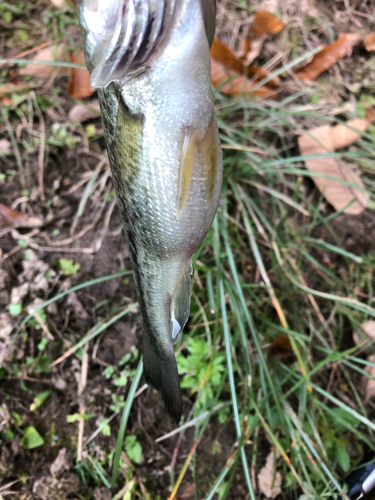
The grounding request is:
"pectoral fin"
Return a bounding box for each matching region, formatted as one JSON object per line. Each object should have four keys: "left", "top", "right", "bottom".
{"left": 177, "top": 115, "right": 219, "bottom": 213}
{"left": 177, "top": 135, "right": 198, "bottom": 213}
{"left": 200, "top": 114, "right": 219, "bottom": 206}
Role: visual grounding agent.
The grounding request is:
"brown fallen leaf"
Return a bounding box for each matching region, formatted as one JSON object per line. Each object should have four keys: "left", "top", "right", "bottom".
{"left": 297, "top": 112, "right": 374, "bottom": 215}
{"left": 67, "top": 52, "right": 94, "bottom": 99}
{"left": 210, "top": 38, "right": 279, "bottom": 97}
{"left": 353, "top": 320, "right": 375, "bottom": 348}
{"left": 211, "top": 59, "right": 276, "bottom": 98}
{"left": 178, "top": 482, "right": 195, "bottom": 498}
{"left": 210, "top": 37, "right": 244, "bottom": 74}
{"left": 258, "top": 451, "right": 282, "bottom": 498}
{"left": 68, "top": 100, "right": 101, "bottom": 122}
{"left": 270, "top": 333, "right": 292, "bottom": 359}
{"left": 18, "top": 44, "right": 67, "bottom": 78}
{"left": 328, "top": 116, "right": 375, "bottom": 151}
{"left": 210, "top": 37, "right": 280, "bottom": 87}
{"left": 364, "top": 33, "right": 375, "bottom": 52}
{"left": 0, "top": 204, "right": 43, "bottom": 229}
{"left": 295, "top": 33, "right": 360, "bottom": 80}
{"left": 240, "top": 11, "right": 285, "bottom": 64}
{"left": 363, "top": 354, "right": 375, "bottom": 403}
{"left": 251, "top": 11, "right": 286, "bottom": 38}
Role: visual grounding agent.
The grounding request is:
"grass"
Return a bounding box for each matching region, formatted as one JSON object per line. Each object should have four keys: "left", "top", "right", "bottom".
{"left": 1, "top": 0, "right": 375, "bottom": 498}
{"left": 182, "top": 86, "right": 375, "bottom": 498}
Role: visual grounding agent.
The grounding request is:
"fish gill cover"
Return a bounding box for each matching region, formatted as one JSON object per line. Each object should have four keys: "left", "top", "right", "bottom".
{"left": 78, "top": 0, "right": 177, "bottom": 87}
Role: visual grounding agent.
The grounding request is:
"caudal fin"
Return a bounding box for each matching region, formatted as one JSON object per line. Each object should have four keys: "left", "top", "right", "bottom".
{"left": 143, "top": 335, "right": 182, "bottom": 424}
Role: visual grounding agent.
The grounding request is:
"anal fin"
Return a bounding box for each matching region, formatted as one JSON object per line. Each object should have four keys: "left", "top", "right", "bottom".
{"left": 171, "top": 263, "right": 192, "bottom": 344}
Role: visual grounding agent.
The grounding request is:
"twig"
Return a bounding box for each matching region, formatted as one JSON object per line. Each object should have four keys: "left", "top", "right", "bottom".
{"left": 30, "top": 91, "right": 46, "bottom": 201}
{"left": 45, "top": 183, "right": 111, "bottom": 248}
{"left": 77, "top": 343, "right": 89, "bottom": 462}
{"left": 7, "top": 376, "right": 55, "bottom": 387}
{"left": 32, "top": 311, "right": 54, "bottom": 340}
{"left": 92, "top": 196, "right": 117, "bottom": 252}
{"left": 155, "top": 403, "right": 227, "bottom": 443}
{"left": 2, "top": 108, "right": 25, "bottom": 191}
{"left": 70, "top": 158, "right": 107, "bottom": 235}
{"left": 167, "top": 437, "right": 202, "bottom": 500}
{"left": 10, "top": 230, "right": 95, "bottom": 254}
{"left": 84, "top": 412, "right": 117, "bottom": 447}
{"left": 0, "top": 40, "right": 57, "bottom": 68}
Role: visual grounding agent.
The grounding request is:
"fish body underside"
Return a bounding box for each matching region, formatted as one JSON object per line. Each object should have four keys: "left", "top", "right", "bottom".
{"left": 79, "top": 0, "right": 222, "bottom": 422}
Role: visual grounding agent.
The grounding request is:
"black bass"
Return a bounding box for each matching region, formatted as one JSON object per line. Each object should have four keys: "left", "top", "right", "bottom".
{"left": 78, "top": 0, "right": 222, "bottom": 423}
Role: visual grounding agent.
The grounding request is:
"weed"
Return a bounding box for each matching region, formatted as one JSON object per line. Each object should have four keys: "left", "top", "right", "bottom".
{"left": 59, "top": 258, "right": 81, "bottom": 276}
{"left": 125, "top": 435, "right": 143, "bottom": 464}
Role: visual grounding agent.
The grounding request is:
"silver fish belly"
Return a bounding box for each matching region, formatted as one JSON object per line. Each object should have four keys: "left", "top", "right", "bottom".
{"left": 79, "top": 0, "right": 222, "bottom": 423}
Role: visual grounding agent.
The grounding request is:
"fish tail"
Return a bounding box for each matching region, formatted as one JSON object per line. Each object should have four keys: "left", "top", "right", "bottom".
{"left": 143, "top": 335, "right": 182, "bottom": 424}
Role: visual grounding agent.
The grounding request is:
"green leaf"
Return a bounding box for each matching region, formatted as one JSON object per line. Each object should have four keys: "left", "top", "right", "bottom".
{"left": 99, "top": 418, "right": 111, "bottom": 436}
{"left": 17, "top": 239, "right": 27, "bottom": 248}
{"left": 21, "top": 426, "right": 44, "bottom": 449}
{"left": 125, "top": 435, "right": 142, "bottom": 464}
{"left": 3, "top": 429, "right": 14, "bottom": 442}
{"left": 85, "top": 124, "right": 96, "bottom": 138}
{"left": 67, "top": 413, "right": 93, "bottom": 423}
{"left": 30, "top": 390, "right": 52, "bottom": 411}
{"left": 9, "top": 302, "right": 22, "bottom": 315}
{"left": 34, "top": 355, "right": 52, "bottom": 374}
{"left": 104, "top": 365, "right": 116, "bottom": 379}
{"left": 114, "top": 371, "right": 129, "bottom": 386}
{"left": 37, "top": 338, "right": 48, "bottom": 351}
{"left": 110, "top": 394, "right": 125, "bottom": 412}
{"left": 119, "top": 353, "right": 131, "bottom": 366}
{"left": 12, "top": 412, "right": 23, "bottom": 426}
{"left": 218, "top": 406, "right": 230, "bottom": 424}
{"left": 59, "top": 258, "right": 81, "bottom": 276}
{"left": 335, "top": 444, "right": 350, "bottom": 472}
{"left": 3, "top": 11, "right": 12, "bottom": 23}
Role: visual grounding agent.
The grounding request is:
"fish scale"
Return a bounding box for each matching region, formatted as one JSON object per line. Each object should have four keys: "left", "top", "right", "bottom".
{"left": 79, "top": 0, "right": 222, "bottom": 422}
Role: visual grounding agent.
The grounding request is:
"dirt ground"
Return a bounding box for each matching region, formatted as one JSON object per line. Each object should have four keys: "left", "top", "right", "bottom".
{"left": 1, "top": 0, "right": 375, "bottom": 499}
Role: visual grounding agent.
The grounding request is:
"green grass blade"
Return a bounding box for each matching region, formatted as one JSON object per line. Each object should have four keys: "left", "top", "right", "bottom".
{"left": 50, "top": 303, "right": 138, "bottom": 367}
{"left": 111, "top": 358, "right": 143, "bottom": 487}
{"left": 219, "top": 279, "right": 255, "bottom": 500}
{"left": 14, "top": 270, "right": 133, "bottom": 340}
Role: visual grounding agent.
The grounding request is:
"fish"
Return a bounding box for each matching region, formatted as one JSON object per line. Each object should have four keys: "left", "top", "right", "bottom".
{"left": 78, "top": 0, "right": 223, "bottom": 423}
